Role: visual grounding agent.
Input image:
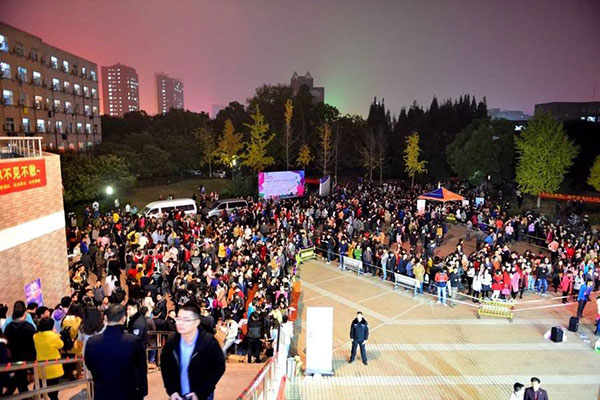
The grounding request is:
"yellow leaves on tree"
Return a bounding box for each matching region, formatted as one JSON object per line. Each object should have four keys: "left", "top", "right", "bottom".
{"left": 403, "top": 132, "right": 427, "bottom": 187}
{"left": 242, "top": 105, "right": 275, "bottom": 172}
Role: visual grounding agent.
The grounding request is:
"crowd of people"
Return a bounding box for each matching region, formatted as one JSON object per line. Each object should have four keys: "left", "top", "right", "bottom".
{"left": 0, "top": 178, "right": 599, "bottom": 399}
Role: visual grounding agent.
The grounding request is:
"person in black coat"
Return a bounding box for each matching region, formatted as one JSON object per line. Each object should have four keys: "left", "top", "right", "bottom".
{"left": 349, "top": 311, "right": 369, "bottom": 365}
{"left": 4, "top": 301, "right": 36, "bottom": 396}
{"left": 85, "top": 304, "right": 148, "bottom": 400}
{"left": 160, "top": 302, "right": 225, "bottom": 400}
{"left": 126, "top": 300, "right": 148, "bottom": 345}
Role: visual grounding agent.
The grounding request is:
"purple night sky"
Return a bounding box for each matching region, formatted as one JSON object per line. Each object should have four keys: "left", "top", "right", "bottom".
{"left": 1, "top": 0, "right": 599, "bottom": 116}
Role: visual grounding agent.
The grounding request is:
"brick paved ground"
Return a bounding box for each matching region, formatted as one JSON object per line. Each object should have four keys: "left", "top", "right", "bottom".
{"left": 287, "top": 256, "right": 600, "bottom": 400}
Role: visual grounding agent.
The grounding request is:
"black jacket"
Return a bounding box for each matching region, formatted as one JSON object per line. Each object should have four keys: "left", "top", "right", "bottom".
{"left": 350, "top": 317, "right": 369, "bottom": 342}
{"left": 84, "top": 325, "right": 148, "bottom": 400}
{"left": 160, "top": 328, "right": 226, "bottom": 400}
{"left": 524, "top": 387, "right": 549, "bottom": 400}
{"left": 4, "top": 320, "right": 36, "bottom": 361}
{"left": 127, "top": 312, "right": 148, "bottom": 345}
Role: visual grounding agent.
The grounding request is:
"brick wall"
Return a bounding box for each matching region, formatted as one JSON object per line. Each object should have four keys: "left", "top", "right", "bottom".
{"left": 0, "top": 152, "right": 70, "bottom": 308}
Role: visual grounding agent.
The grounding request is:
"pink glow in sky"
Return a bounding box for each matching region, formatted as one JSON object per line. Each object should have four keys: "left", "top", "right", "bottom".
{"left": 2, "top": 0, "right": 599, "bottom": 116}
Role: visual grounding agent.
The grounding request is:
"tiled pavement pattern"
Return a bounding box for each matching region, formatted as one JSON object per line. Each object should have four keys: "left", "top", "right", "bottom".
{"left": 288, "top": 259, "right": 600, "bottom": 400}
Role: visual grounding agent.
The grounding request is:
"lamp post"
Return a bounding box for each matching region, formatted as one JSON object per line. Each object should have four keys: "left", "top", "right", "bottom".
{"left": 105, "top": 186, "right": 114, "bottom": 196}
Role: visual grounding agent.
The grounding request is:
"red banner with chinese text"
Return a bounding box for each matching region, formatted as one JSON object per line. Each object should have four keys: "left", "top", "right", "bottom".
{"left": 539, "top": 192, "right": 600, "bottom": 204}
{"left": 0, "top": 159, "right": 47, "bottom": 195}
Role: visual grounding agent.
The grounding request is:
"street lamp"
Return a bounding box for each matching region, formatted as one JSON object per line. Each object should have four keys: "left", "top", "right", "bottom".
{"left": 105, "top": 186, "right": 114, "bottom": 196}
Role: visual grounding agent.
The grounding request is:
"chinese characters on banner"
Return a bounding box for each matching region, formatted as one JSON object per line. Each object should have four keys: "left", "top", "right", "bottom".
{"left": 0, "top": 159, "right": 46, "bottom": 195}
{"left": 25, "top": 278, "right": 44, "bottom": 306}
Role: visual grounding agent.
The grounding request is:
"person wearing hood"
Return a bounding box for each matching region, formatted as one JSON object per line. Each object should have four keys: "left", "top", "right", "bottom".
{"left": 4, "top": 301, "right": 36, "bottom": 396}
{"left": 349, "top": 311, "right": 369, "bottom": 365}
{"left": 51, "top": 296, "right": 72, "bottom": 333}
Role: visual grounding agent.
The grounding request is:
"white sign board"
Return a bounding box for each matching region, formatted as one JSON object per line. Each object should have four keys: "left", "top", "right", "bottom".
{"left": 416, "top": 199, "right": 426, "bottom": 215}
{"left": 319, "top": 175, "right": 331, "bottom": 197}
{"left": 306, "top": 307, "right": 334, "bottom": 375}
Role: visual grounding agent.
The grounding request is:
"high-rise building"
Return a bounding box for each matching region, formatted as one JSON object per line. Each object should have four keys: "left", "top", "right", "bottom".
{"left": 291, "top": 71, "right": 324, "bottom": 103}
{"left": 0, "top": 22, "right": 102, "bottom": 151}
{"left": 156, "top": 72, "right": 184, "bottom": 114}
{"left": 101, "top": 63, "right": 139, "bottom": 117}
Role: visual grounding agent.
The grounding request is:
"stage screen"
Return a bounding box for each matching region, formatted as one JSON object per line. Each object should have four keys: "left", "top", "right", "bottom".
{"left": 258, "top": 170, "right": 305, "bottom": 199}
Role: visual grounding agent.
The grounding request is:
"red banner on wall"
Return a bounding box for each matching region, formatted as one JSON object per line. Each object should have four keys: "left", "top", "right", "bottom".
{"left": 0, "top": 159, "right": 47, "bottom": 195}
{"left": 539, "top": 192, "right": 600, "bottom": 204}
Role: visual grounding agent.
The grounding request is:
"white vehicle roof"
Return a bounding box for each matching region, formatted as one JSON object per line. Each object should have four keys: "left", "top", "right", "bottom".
{"left": 145, "top": 198, "right": 196, "bottom": 209}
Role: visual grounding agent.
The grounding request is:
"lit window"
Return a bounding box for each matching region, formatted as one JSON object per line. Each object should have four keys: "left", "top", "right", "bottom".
{"left": 50, "top": 56, "right": 58, "bottom": 69}
{"left": 33, "top": 71, "right": 42, "bottom": 85}
{"left": 62, "top": 60, "right": 69, "bottom": 72}
{"left": 55, "top": 120, "right": 63, "bottom": 132}
{"left": 22, "top": 118, "right": 30, "bottom": 132}
{"left": 0, "top": 35, "right": 7, "bottom": 52}
{"left": 17, "top": 66, "right": 27, "bottom": 81}
{"left": 2, "top": 90, "right": 13, "bottom": 105}
{"left": 0, "top": 62, "right": 10, "bottom": 78}
{"left": 52, "top": 78, "right": 60, "bottom": 91}
{"left": 36, "top": 119, "right": 46, "bottom": 132}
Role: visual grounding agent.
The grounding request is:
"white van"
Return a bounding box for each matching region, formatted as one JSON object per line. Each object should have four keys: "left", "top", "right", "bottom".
{"left": 144, "top": 198, "right": 197, "bottom": 218}
{"left": 201, "top": 198, "right": 249, "bottom": 218}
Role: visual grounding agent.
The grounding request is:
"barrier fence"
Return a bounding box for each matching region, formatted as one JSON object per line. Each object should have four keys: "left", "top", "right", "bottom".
{"left": 0, "top": 356, "right": 91, "bottom": 400}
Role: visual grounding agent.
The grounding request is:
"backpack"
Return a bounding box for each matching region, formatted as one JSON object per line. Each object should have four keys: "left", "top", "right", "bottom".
{"left": 60, "top": 326, "right": 75, "bottom": 351}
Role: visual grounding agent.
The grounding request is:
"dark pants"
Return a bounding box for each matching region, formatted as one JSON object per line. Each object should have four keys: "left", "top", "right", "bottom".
{"left": 350, "top": 340, "right": 367, "bottom": 364}
{"left": 47, "top": 377, "right": 60, "bottom": 400}
{"left": 248, "top": 338, "right": 261, "bottom": 363}
{"left": 5, "top": 368, "right": 29, "bottom": 396}
{"left": 577, "top": 299, "right": 588, "bottom": 318}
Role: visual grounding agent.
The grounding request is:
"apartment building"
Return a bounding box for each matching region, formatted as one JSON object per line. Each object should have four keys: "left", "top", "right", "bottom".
{"left": 101, "top": 63, "right": 139, "bottom": 117}
{"left": 0, "top": 22, "right": 102, "bottom": 151}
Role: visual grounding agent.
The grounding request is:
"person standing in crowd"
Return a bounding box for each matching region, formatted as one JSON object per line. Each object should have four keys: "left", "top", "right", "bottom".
{"left": 126, "top": 300, "right": 148, "bottom": 344}
{"left": 523, "top": 377, "right": 548, "bottom": 400}
{"left": 576, "top": 279, "right": 594, "bottom": 318}
{"left": 509, "top": 382, "right": 525, "bottom": 400}
{"left": 413, "top": 259, "right": 425, "bottom": 296}
{"left": 33, "top": 318, "right": 64, "bottom": 400}
{"left": 85, "top": 304, "right": 148, "bottom": 400}
{"left": 246, "top": 311, "right": 264, "bottom": 363}
{"left": 349, "top": 311, "right": 369, "bottom": 365}
{"left": 160, "top": 302, "right": 225, "bottom": 400}
{"left": 435, "top": 268, "right": 448, "bottom": 306}
{"left": 3, "top": 301, "right": 36, "bottom": 396}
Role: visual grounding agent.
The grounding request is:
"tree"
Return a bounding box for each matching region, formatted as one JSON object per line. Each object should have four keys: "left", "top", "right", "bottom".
{"left": 242, "top": 106, "right": 276, "bottom": 173}
{"left": 587, "top": 155, "right": 600, "bottom": 191}
{"left": 515, "top": 112, "right": 579, "bottom": 207}
{"left": 296, "top": 144, "right": 313, "bottom": 169}
{"left": 404, "top": 132, "right": 428, "bottom": 187}
{"left": 447, "top": 119, "right": 515, "bottom": 185}
{"left": 217, "top": 119, "right": 244, "bottom": 177}
{"left": 360, "top": 128, "right": 379, "bottom": 181}
{"left": 284, "top": 99, "right": 294, "bottom": 170}
{"left": 317, "top": 123, "right": 334, "bottom": 176}
{"left": 194, "top": 125, "right": 218, "bottom": 178}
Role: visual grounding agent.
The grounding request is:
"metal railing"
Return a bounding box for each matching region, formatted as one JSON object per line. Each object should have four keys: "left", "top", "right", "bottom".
{"left": 146, "top": 330, "right": 175, "bottom": 369}
{"left": 237, "top": 354, "right": 279, "bottom": 400}
{"left": 0, "top": 356, "right": 91, "bottom": 400}
{"left": 0, "top": 136, "right": 43, "bottom": 158}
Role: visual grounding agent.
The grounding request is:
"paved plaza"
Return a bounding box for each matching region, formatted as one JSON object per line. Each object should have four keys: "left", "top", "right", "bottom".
{"left": 288, "top": 259, "right": 600, "bottom": 400}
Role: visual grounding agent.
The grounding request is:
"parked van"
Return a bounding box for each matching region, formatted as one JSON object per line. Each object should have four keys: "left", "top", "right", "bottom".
{"left": 201, "top": 198, "right": 248, "bottom": 218}
{"left": 144, "top": 198, "right": 197, "bottom": 218}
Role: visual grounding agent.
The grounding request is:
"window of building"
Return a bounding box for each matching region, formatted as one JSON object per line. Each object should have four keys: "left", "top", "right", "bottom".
{"left": 53, "top": 99, "right": 61, "bottom": 112}
{"left": 67, "top": 122, "right": 73, "bottom": 133}
{"left": 52, "top": 78, "right": 60, "bottom": 91}
{"left": 62, "top": 60, "right": 69, "bottom": 73}
{"left": 74, "top": 84, "right": 81, "bottom": 95}
{"left": 5, "top": 117, "right": 15, "bottom": 132}
{"left": 55, "top": 120, "right": 63, "bottom": 133}
{"left": 17, "top": 66, "right": 27, "bottom": 82}
{"left": 91, "top": 88, "right": 97, "bottom": 98}
{"left": 22, "top": 118, "right": 30, "bottom": 133}
{"left": 71, "top": 64, "right": 78, "bottom": 75}
{"left": 81, "top": 66, "right": 86, "bottom": 77}
{"left": 19, "top": 92, "right": 28, "bottom": 106}
{"left": 63, "top": 81, "right": 70, "bottom": 93}
{"left": 2, "top": 90, "right": 13, "bottom": 105}
{"left": 34, "top": 95, "right": 43, "bottom": 109}
{"left": 76, "top": 122, "right": 83, "bottom": 133}
{"left": 33, "top": 71, "right": 42, "bottom": 85}
{"left": 84, "top": 105, "right": 91, "bottom": 116}
{"left": 65, "top": 101, "right": 72, "bottom": 113}
{"left": 36, "top": 119, "right": 46, "bottom": 132}
{"left": 83, "top": 86, "right": 89, "bottom": 97}
{"left": 92, "top": 106, "right": 98, "bottom": 116}
{"left": 0, "top": 35, "right": 7, "bottom": 52}
{"left": 90, "top": 70, "right": 96, "bottom": 81}
{"left": 85, "top": 123, "right": 91, "bottom": 134}
{"left": 29, "top": 48, "right": 38, "bottom": 61}
{"left": 0, "top": 62, "right": 11, "bottom": 79}
{"left": 14, "top": 42, "right": 24, "bottom": 56}
{"left": 50, "top": 56, "right": 58, "bottom": 69}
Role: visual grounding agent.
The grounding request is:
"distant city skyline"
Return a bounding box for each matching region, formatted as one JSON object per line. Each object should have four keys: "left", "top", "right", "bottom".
{"left": 1, "top": 0, "right": 598, "bottom": 116}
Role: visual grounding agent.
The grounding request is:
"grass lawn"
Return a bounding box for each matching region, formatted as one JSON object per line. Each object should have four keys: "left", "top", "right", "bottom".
{"left": 121, "top": 178, "right": 229, "bottom": 209}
